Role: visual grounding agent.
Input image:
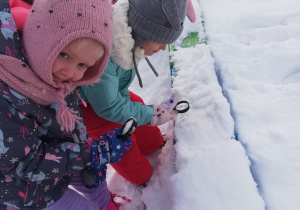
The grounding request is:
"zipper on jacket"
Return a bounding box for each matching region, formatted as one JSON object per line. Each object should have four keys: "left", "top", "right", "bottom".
{"left": 76, "top": 89, "right": 87, "bottom": 107}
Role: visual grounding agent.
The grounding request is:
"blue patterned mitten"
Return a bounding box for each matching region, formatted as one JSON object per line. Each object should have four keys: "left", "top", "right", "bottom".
{"left": 89, "top": 128, "right": 133, "bottom": 187}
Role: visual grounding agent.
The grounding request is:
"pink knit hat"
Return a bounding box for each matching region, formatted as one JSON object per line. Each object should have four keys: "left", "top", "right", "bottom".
{"left": 23, "top": 0, "right": 113, "bottom": 87}
{"left": 0, "top": 0, "right": 113, "bottom": 132}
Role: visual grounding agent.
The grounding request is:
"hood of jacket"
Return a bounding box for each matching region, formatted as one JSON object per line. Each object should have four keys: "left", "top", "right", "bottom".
{"left": 111, "top": 0, "right": 145, "bottom": 70}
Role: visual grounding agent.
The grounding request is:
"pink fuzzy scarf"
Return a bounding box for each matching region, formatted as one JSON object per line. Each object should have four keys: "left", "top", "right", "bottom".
{"left": 0, "top": 54, "right": 81, "bottom": 132}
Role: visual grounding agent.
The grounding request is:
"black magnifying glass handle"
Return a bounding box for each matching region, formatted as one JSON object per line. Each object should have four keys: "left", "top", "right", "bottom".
{"left": 117, "top": 117, "right": 137, "bottom": 139}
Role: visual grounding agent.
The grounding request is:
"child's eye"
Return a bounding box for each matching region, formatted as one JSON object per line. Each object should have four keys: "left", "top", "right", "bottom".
{"left": 78, "top": 63, "right": 88, "bottom": 68}
{"left": 59, "top": 52, "right": 69, "bottom": 59}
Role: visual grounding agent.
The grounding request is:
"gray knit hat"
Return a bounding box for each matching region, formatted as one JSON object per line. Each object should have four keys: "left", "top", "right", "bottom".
{"left": 128, "top": 0, "right": 192, "bottom": 47}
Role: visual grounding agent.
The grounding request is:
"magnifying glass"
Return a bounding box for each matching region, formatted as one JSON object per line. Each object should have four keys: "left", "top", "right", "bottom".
{"left": 173, "top": 101, "right": 190, "bottom": 113}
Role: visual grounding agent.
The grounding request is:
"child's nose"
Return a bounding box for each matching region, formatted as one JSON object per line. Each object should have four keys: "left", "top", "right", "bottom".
{"left": 61, "top": 67, "right": 75, "bottom": 79}
{"left": 161, "top": 44, "right": 167, "bottom": 51}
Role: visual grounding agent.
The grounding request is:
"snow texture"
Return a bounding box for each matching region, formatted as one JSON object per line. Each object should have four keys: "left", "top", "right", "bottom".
{"left": 106, "top": 0, "right": 300, "bottom": 209}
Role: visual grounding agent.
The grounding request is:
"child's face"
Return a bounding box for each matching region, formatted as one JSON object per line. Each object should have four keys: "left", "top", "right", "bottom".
{"left": 140, "top": 41, "right": 167, "bottom": 56}
{"left": 52, "top": 38, "right": 104, "bottom": 82}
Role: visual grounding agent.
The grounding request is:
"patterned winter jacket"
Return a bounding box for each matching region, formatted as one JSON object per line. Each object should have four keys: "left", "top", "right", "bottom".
{"left": 0, "top": 80, "right": 92, "bottom": 209}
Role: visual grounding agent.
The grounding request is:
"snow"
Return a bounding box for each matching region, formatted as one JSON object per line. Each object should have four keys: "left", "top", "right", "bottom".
{"left": 106, "top": 0, "right": 300, "bottom": 209}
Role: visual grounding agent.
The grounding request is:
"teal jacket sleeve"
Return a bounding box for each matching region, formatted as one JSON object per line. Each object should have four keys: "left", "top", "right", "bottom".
{"left": 80, "top": 58, "right": 154, "bottom": 126}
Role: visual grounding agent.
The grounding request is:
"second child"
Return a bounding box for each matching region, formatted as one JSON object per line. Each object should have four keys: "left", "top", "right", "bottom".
{"left": 79, "top": 0, "right": 196, "bottom": 186}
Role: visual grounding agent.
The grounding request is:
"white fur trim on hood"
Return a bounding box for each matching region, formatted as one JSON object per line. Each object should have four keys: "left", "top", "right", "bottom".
{"left": 111, "top": 0, "right": 145, "bottom": 70}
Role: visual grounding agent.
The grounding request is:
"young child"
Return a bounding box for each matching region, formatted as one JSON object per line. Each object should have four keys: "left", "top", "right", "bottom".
{"left": 0, "top": 0, "right": 132, "bottom": 209}
{"left": 78, "top": 0, "right": 196, "bottom": 186}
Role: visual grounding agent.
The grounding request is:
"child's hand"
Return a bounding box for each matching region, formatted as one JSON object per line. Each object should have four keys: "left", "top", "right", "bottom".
{"left": 87, "top": 128, "right": 133, "bottom": 187}
{"left": 94, "top": 128, "right": 133, "bottom": 165}
{"left": 150, "top": 95, "right": 179, "bottom": 126}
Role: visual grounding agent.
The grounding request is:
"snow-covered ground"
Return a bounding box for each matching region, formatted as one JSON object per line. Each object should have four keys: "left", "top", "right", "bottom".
{"left": 107, "top": 0, "right": 300, "bottom": 209}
